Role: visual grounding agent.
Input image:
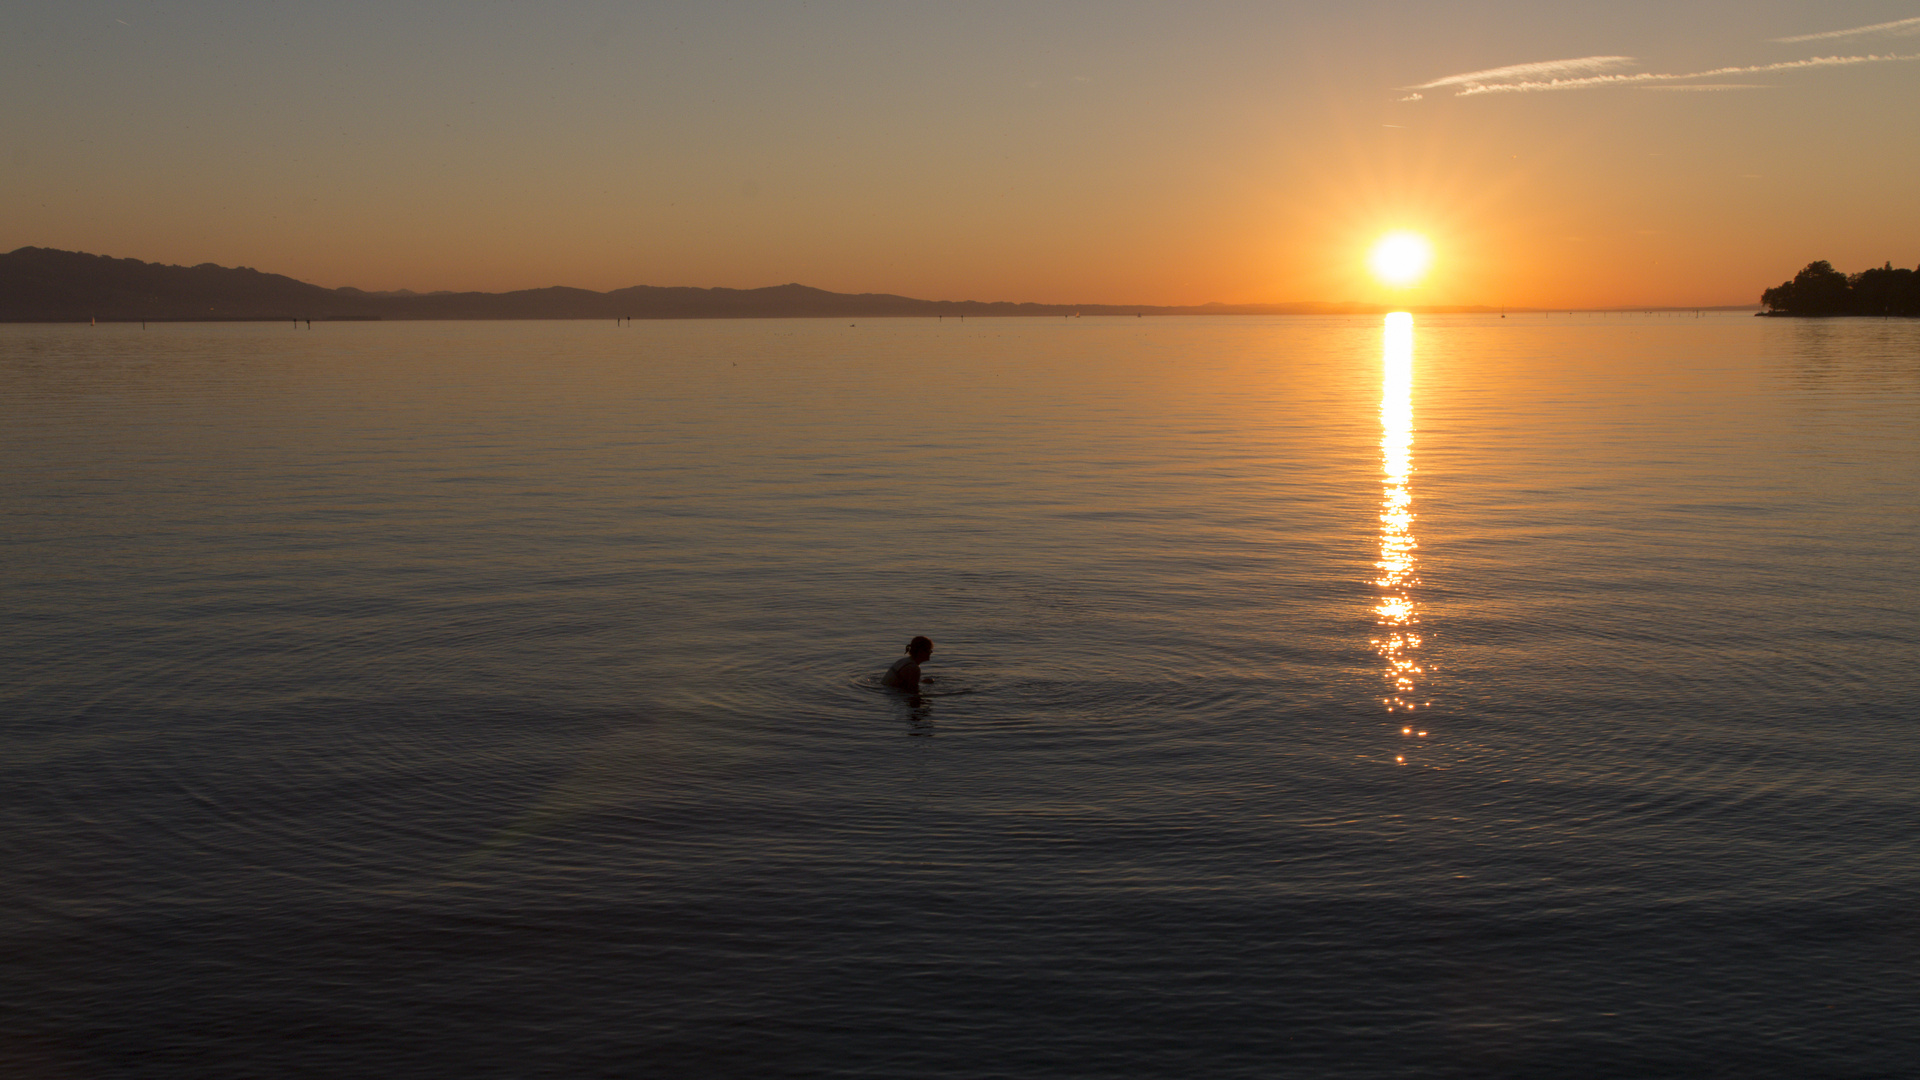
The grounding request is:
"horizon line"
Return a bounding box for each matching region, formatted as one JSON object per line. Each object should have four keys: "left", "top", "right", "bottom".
{"left": 4, "top": 245, "right": 1772, "bottom": 315}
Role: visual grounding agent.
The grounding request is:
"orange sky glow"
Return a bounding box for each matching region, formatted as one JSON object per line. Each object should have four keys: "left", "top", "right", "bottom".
{"left": 5, "top": 2, "right": 1918, "bottom": 308}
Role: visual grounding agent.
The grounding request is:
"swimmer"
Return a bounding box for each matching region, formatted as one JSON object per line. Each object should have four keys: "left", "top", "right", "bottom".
{"left": 882, "top": 636, "right": 934, "bottom": 693}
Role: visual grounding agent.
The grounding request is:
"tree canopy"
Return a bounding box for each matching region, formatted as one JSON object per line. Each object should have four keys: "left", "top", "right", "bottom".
{"left": 1762, "top": 260, "right": 1920, "bottom": 316}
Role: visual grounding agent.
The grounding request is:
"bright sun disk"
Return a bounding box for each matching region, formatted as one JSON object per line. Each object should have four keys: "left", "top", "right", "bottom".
{"left": 1369, "top": 233, "right": 1432, "bottom": 287}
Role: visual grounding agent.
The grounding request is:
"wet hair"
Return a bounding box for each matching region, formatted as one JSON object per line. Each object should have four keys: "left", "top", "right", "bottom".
{"left": 905, "top": 635, "right": 934, "bottom": 659}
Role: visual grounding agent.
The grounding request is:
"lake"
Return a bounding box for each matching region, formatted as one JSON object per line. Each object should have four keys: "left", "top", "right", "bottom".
{"left": 3, "top": 314, "right": 1916, "bottom": 1078}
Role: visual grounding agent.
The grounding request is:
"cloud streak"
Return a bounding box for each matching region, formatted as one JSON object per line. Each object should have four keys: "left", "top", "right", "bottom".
{"left": 1410, "top": 56, "right": 1636, "bottom": 90}
{"left": 1637, "top": 83, "right": 1769, "bottom": 92}
{"left": 1410, "top": 51, "right": 1920, "bottom": 97}
{"left": 1774, "top": 16, "right": 1920, "bottom": 44}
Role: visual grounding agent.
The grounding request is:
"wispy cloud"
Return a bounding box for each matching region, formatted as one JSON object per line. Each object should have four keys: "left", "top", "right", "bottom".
{"left": 1637, "top": 83, "right": 1769, "bottom": 91}
{"left": 1774, "top": 16, "right": 1920, "bottom": 44}
{"left": 1410, "top": 56, "right": 1636, "bottom": 91}
{"left": 1411, "top": 52, "right": 1920, "bottom": 97}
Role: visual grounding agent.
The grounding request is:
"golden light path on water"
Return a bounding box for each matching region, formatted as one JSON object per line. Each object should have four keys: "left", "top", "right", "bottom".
{"left": 1374, "top": 313, "right": 1427, "bottom": 760}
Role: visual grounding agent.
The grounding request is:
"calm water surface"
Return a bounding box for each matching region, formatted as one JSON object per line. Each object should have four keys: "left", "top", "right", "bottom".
{"left": 4, "top": 315, "right": 1917, "bottom": 1078}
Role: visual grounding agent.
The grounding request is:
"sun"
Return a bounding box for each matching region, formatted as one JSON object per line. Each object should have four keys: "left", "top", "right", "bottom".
{"left": 1368, "top": 232, "right": 1433, "bottom": 288}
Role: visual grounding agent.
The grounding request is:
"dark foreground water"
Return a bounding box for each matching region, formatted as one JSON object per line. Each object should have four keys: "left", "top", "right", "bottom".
{"left": 4, "top": 314, "right": 1917, "bottom": 1078}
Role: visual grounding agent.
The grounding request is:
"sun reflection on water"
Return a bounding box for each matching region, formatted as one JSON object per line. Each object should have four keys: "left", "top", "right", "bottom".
{"left": 1373, "top": 312, "right": 1426, "bottom": 727}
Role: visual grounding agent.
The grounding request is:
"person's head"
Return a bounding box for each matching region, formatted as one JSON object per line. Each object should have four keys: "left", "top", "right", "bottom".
{"left": 905, "top": 636, "right": 934, "bottom": 661}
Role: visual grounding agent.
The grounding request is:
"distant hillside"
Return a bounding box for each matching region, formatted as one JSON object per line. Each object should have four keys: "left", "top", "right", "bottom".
{"left": 1, "top": 246, "right": 1488, "bottom": 322}
{"left": 0, "top": 248, "right": 352, "bottom": 322}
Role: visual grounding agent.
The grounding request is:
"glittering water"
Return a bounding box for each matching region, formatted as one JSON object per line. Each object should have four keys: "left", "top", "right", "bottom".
{"left": 3, "top": 314, "right": 1917, "bottom": 1078}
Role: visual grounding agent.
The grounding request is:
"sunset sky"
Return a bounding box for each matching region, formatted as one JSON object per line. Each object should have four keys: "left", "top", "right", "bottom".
{"left": 6, "top": 1, "right": 1918, "bottom": 307}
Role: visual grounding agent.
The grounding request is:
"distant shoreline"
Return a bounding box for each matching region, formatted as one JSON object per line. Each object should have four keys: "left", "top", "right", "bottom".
{"left": 1754, "top": 311, "right": 1919, "bottom": 318}
{"left": 2, "top": 247, "right": 1762, "bottom": 323}
{"left": 4, "top": 307, "right": 1767, "bottom": 326}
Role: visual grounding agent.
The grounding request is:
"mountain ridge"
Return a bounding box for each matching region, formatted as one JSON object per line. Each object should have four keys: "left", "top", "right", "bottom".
{"left": 0, "top": 245, "right": 1604, "bottom": 321}
{"left": 0, "top": 247, "right": 1286, "bottom": 321}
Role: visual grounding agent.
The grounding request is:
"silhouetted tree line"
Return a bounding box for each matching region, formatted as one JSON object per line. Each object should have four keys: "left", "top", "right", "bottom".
{"left": 1761, "top": 260, "right": 1920, "bottom": 316}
